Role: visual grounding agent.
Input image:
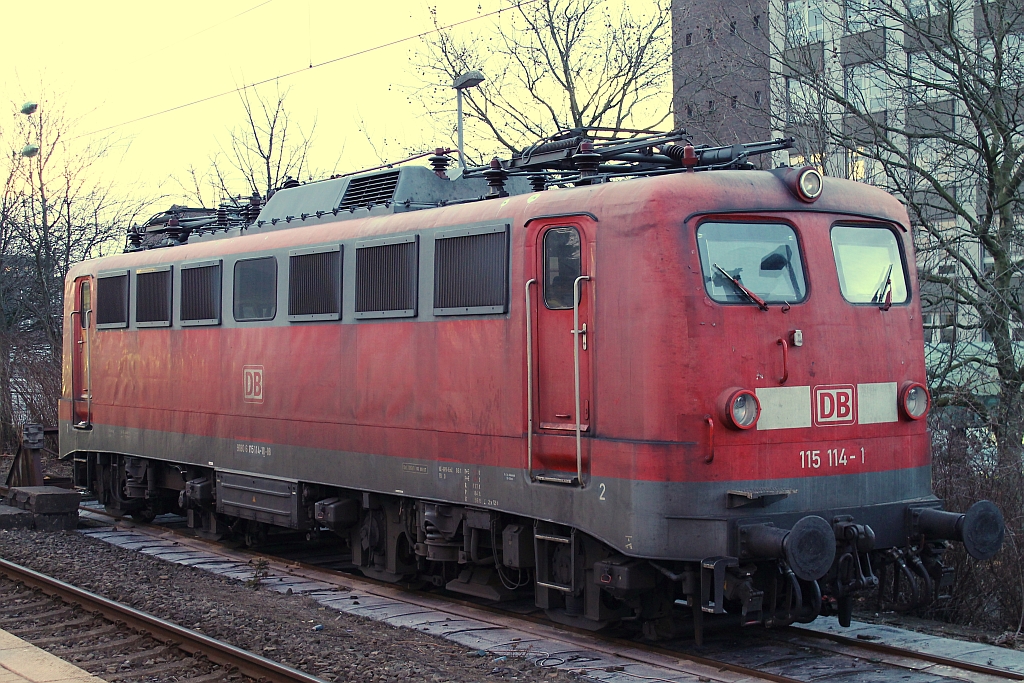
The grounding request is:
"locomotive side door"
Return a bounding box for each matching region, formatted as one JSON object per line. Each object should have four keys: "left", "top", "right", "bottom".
{"left": 72, "top": 277, "right": 92, "bottom": 428}
{"left": 526, "top": 221, "right": 594, "bottom": 484}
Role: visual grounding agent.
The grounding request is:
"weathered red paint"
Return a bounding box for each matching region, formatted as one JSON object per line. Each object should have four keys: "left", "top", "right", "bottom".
{"left": 61, "top": 170, "right": 928, "bottom": 485}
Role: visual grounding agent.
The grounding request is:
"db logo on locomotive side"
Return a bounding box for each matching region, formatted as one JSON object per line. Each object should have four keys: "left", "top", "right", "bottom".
{"left": 813, "top": 384, "right": 856, "bottom": 426}
{"left": 243, "top": 365, "right": 264, "bottom": 404}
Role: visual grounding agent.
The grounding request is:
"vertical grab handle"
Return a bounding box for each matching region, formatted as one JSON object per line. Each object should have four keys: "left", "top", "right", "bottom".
{"left": 525, "top": 279, "right": 537, "bottom": 481}
{"left": 572, "top": 275, "right": 591, "bottom": 488}
{"left": 704, "top": 415, "right": 715, "bottom": 463}
{"left": 777, "top": 337, "right": 789, "bottom": 385}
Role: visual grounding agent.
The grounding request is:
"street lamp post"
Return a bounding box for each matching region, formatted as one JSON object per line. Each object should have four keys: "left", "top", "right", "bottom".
{"left": 453, "top": 70, "right": 485, "bottom": 169}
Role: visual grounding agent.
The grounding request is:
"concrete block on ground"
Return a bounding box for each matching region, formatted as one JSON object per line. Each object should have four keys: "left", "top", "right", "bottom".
{"left": 32, "top": 512, "right": 78, "bottom": 532}
{"left": 6, "top": 486, "right": 80, "bottom": 514}
{"left": 0, "top": 504, "right": 33, "bottom": 530}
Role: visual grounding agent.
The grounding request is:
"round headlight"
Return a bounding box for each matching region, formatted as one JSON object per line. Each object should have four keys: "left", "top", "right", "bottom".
{"left": 729, "top": 390, "right": 760, "bottom": 429}
{"left": 901, "top": 383, "right": 929, "bottom": 420}
{"left": 798, "top": 167, "right": 823, "bottom": 201}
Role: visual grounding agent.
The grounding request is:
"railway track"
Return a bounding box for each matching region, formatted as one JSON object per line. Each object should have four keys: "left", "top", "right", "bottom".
{"left": 0, "top": 557, "right": 331, "bottom": 683}
{"left": 68, "top": 507, "right": 1024, "bottom": 683}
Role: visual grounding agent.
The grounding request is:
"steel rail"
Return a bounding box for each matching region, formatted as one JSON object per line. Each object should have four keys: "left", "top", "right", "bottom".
{"left": 0, "top": 557, "right": 331, "bottom": 683}
{"left": 782, "top": 624, "right": 1024, "bottom": 681}
{"left": 77, "top": 511, "right": 800, "bottom": 683}
{"left": 79, "top": 507, "right": 1024, "bottom": 683}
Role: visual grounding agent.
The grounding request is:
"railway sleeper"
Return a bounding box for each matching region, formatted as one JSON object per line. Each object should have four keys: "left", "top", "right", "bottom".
{"left": 80, "top": 452, "right": 1003, "bottom": 643}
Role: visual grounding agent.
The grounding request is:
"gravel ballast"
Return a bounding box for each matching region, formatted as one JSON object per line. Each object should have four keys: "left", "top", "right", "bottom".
{"left": 0, "top": 528, "right": 567, "bottom": 682}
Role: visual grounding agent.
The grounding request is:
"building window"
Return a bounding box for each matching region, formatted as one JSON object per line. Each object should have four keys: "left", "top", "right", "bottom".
{"left": 707, "top": 27, "right": 715, "bottom": 42}
{"left": 786, "top": 77, "right": 813, "bottom": 123}
{"left": 685, "top": 32, "right": 692, "bottom": 46}
{"left": 846, "top": 0, "right": 883, "bottom": 34}
{"left": 753, "top": 15, "right": 761, "bottom": 29}
{"left": 846, "top": 64, "right": 887, "bottom": 113}
{"left": 939, "top": 313, "right": 955, "bottom": 344}
{"left": 686, "top": 104, "right": 694, "bottom": 117}
{"left": 787, "top": 0, "right": 824, "bottom": 44}
{"left": 233, "top": 257, "right": 278, "bottom": 322}
{"left": 754, "top": 90, "right": 763, "bottom": 105}
{"left": 730, "top": 21, "right": 737, "bottom": 35}
{"left": 731, "top": 95, "right": 738, "bottom": 109}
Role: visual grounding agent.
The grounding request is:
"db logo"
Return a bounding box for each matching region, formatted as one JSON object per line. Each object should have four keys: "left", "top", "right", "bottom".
{"left": 243, "top": 365, "right": 264, "bottom": 404}
{"left": 814, "top": 384, "right": 856, "bottom": 426}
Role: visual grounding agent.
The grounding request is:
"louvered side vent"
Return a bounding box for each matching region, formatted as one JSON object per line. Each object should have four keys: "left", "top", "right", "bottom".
{"left": 434, "top": 227, "right": 509, "bottom": 315}
{"left": 136, "top": 268, "right": 172, "bottom": 326}
{"left": 181, "top": 263, "right": 222, "bottom": 325}
{"left": 96, "top": 273, "right": 129, "bottom": 328}
{"left": 354, "top": 237, "right": 418, "bottom": 318}
{"left": 339, "top": 170, "right": 401, "bottom": 210}
{"left": 289, "top": 247, "right": 342, "bottom": 321}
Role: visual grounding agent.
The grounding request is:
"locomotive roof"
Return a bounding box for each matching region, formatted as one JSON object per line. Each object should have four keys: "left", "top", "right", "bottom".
{"left": 78, "top": 168, "right": 908, "bottom": 277}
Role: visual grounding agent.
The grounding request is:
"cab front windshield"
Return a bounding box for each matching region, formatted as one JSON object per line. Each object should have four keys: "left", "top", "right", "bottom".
{"left": 697, "top": 222, "right": 807, "bottom": 305}
{"left": 831, "top": 225, "right": 908, "bottom": 304}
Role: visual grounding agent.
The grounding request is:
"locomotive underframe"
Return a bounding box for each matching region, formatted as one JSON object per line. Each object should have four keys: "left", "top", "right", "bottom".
{"left": 70, "top": 447, "right": 958, "bottom": 640}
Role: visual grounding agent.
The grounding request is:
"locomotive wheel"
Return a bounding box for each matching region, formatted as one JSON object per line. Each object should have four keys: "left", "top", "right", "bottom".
{"left": 244, "top": 521, "right": 269, "bottom": 548}
{"left": 130, "top": 506, "right": 157, "bottom": 524}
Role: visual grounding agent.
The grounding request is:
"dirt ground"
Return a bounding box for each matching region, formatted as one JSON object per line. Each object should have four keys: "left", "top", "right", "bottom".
{"left": 0, "top": 528, "right": 571, "bottom": 682}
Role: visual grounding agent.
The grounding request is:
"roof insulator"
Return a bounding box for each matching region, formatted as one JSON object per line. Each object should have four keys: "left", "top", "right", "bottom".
{"left": 572, "top": 140, "right": 601, "bottom": 183}
{"left": 483, "top": 158, "right": 509, "bottom": 198}
{"left": 429, "top": 147, "right": 451, "bottom": 178}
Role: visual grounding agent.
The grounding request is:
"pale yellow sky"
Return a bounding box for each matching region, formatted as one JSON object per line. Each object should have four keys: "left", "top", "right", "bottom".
{"left": 0, "top": 0, "right": 668, "bottom": 207}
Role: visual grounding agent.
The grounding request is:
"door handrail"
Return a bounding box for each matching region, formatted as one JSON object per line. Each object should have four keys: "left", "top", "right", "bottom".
{"left": 525, "top": 278, "right": 537, "bottom": 481}
{"left": 71, "top": 296, "right": 93, "bottom": 428}
{"left": 572, "top": 275, "right": 591, "bottom": 488}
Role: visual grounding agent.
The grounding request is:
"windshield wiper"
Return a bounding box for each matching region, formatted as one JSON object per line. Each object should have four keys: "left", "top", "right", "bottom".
{"left": 714, "top": 263, "right": 769, "bottom": 310}
{"left": 871, "top": 264, "right": 893, "bottom": 310}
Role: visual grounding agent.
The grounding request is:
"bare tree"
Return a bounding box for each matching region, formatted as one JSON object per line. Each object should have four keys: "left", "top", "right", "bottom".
{"left": 0, "top": 90, "right": 150, "bottom": 450}
{"left": 416, "top": 0, "right": 675, "bottom": 162}
{"left": 764, "top": 0, "right": 1024, "bottom": 466}
{"left": 744, "top": 0, "right": 1024, "bottom": 627}
{"left": 216, "top": 84, "right": 319, "bottom": 202}
{"left": 177, "top": 84, "right": 338, "bottom": 208}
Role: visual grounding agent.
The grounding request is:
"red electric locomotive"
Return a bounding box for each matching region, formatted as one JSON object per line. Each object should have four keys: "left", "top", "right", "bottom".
{"left": 60, "top": 131, "right": 1003, "bottom": 640}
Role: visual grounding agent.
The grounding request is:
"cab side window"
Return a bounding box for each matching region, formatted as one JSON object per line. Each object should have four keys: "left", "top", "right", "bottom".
{"left": 233, "top": 257, "right": 278, "bottom": 321}
{"left": 543, "top": 227, "right": 581, "bottom": 309}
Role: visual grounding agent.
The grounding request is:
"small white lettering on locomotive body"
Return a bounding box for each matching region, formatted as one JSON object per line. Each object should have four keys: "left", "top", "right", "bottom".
{"left": 235, "top": 442, "right": 272, "bottom": 457}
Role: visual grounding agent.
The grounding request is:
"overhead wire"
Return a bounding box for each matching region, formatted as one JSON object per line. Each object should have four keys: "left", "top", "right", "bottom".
{"left": 135, "top": 0, "right": 277, "bottom": 60}
{"left": 76, "top": 0, "right": 542, "bottom": 140}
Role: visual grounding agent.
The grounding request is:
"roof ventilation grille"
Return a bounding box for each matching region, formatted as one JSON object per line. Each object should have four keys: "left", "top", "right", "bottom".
{"left": 339, "top": 170, "right": 401, "bottom": 210}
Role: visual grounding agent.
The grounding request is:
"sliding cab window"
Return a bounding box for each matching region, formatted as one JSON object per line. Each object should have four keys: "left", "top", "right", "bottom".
{"left": 831, "top": 225, "right": 909, "bottom": 305}
{"left": 233, "top": 257, "right": 278, "bottom": 322}
{"left": 696, "top": 222, "right": 807, "bottom": 305}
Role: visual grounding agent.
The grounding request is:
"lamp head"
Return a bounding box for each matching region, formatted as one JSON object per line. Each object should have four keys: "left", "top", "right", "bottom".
{"left": 453, "top": 70, "right": 486, "bottom": 90}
